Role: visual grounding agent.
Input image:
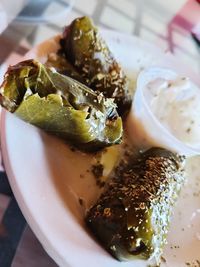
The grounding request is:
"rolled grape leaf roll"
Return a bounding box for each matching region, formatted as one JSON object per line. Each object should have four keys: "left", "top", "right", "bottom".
{"left": 86, "top": 148, "right": 185, "bottom": 262}
{"left": 0, "top": 59, "right": 123, "bottom": 151}
{"left": 60, "top": 16, "right": 131, "bottom": 115}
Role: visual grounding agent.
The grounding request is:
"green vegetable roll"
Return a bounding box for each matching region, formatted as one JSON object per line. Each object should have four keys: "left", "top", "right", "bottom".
{"left": 0, "top": 59, "right": 123, "bottom": 151}
{"left": 60, "top": 16, "right": 131, "bottom": 115}
{"left": 86, "top": 148, "right": 185, "bottom": 262}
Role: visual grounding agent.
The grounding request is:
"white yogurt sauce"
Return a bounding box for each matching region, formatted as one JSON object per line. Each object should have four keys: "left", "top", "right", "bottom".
{"left": 127, "top": 67, "right": 200, "bottom": 156}
{"left": 143, "top": 76, "right": 200, "bottom": 146}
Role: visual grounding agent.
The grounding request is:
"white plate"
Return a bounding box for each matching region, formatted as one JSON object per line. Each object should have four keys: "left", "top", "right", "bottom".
{"left": 1, "top": 30, "right": 200, "bottom": 267}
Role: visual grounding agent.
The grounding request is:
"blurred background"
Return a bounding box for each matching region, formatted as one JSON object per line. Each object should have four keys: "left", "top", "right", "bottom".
{"left": 0, "top": 1, "right": 200, "bottom": 267}
{"left": 0, "top": 0, "right": 200, "bottom": 72}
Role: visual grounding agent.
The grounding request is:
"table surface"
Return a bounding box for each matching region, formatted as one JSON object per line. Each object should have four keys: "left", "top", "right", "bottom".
{"left": 0, "top": 0, "right": 199, "bottom": 266}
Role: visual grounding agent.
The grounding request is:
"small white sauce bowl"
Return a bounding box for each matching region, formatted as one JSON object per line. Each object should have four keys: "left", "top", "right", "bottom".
{"left": 127, "top": 67, "right": 200, "bottom": 157}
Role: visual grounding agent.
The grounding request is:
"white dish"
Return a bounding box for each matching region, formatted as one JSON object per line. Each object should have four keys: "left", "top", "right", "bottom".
{"left": 1, "top": 30, "right": 200, "bottom": 267}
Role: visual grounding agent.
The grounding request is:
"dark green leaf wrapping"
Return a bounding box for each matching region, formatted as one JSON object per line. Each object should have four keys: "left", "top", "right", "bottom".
{"left": 45, "top": 53, "right": 84, "bottom": 83}
{"left": 86, "top": 148, "right": 185, "bottom": 262}
{"left": 60, "top": 16, "right": 132, "bottom": 115}
{"left": 0, "top": 59, "right": 123, "bottom": 151}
